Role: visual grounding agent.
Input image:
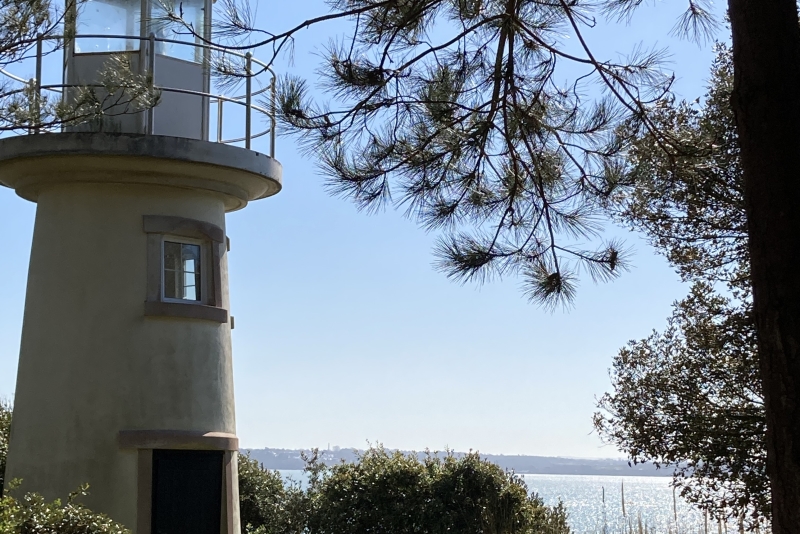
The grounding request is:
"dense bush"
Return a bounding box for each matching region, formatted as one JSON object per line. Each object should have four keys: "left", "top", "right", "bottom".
{"left": 238, "top": 453, "right": 304, "bottom": 534}
{"left": 240, "top": 447, "right": 571, "bottom": 534}
{"left": 0, "top": 401, "right": 10, "bottom": 491}
{"left": 0, "top": 486, "right": 130, "bottom": 534}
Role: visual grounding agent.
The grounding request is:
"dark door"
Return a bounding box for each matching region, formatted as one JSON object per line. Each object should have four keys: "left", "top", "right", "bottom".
{"left": 151, "top": 449, "right": 223, "bottom": 534}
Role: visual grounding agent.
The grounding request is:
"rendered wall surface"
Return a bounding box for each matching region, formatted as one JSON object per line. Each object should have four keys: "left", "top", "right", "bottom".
{"left": 4, "top": 179, "right": 235, "bottom": 532}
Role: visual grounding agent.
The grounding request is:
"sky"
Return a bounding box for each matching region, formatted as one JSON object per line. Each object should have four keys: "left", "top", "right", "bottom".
{"left": 0, "top": 0, "right": 727, "bottom": 459}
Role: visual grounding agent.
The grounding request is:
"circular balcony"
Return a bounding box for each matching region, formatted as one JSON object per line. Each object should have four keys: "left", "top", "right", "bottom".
{"left": 0, "top": 31, "right": 282, "bottom": 210}
{"left": 0, "top": 31, "right": 275, "bottom": 156}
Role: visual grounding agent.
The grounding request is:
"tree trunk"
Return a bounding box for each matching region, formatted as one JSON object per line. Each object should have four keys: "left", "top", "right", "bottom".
{"left": 728, "top": 1, "right": 800, "bottom": 531}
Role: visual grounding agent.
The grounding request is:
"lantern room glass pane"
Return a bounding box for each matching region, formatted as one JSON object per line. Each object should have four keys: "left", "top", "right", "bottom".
{"left": 150, "top": 0, "right": 206, "bottom": 63}
{"left": 75, "top": 0, "right": 141, "bottom": 53}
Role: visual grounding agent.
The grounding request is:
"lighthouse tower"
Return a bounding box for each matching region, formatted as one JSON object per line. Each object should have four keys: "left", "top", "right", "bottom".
{"left": 0, "top": 1, "right": 280, "bottom": 533}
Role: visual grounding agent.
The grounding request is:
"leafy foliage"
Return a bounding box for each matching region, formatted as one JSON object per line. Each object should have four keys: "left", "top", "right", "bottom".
{"left": 0, "top": 0, "right": 58, "bottom": 70}
{"left": 594, "top": 284, "right": 766, "bottom": 525}
{"left": 612, "top": 45, "right": 746, "bottom": 289}
{"left": 240, "top": 447, "right": 571, "bottom": 534}
{"left": 594, "top": 45, "right": 768, "bottom": 528}
{"left": 304, "top": 447, "right": 570, "bottom": 534}
{"left": 0, "top": 401, "right": 9, "bottom": 491}
{"left": 0, "top": 486, "right": 130, "bottom": 534}
{"left": 238, "top": 453, "right": 302, "bottom": 534}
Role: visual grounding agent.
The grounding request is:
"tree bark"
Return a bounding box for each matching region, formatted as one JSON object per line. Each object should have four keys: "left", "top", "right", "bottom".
{"left": 728, "top": 0, "right": 800, "bottom": 531}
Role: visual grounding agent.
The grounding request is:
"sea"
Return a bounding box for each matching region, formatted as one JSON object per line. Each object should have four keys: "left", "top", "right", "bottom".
{"left": 277, "top": 471, "right": 752, "bottom": 533}
{"left": 518, "top": 474, "right": 736, "bottom": 534}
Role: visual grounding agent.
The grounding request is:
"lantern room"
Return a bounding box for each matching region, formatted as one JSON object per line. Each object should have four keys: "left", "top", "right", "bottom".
{"left": 65, "top": 0, "right": 212, "bottom": 139}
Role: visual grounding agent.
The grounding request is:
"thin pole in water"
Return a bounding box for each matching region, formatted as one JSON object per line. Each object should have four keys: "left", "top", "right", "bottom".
{"left": 673, "top": 486, "right": 677, "bottom": 524}
{"left": 621, "top": 480, "right": 626, "bottom": 517}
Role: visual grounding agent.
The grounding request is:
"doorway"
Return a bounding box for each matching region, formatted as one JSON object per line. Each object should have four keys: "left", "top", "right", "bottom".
{"left": 151, "top": 449, "right": 223, "bottom": 534}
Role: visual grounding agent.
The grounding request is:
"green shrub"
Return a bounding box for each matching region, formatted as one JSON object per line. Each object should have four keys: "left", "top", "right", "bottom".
{"left": 304, "top": 447, "right": 570, "bottom": 534}
{"left": 238, "top": 446, "right": 571, "bottom": 534}
{"left": 238, "top": 453, "right": 296, "bottom": 534}
{"left": 0, "top": 401, "right": 9, "bottom": 491}
{"left": 0, "top": 485, "right": 130, "bottom": 534}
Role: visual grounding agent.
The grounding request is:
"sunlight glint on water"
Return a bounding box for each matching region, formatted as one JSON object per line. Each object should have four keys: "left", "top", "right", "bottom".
{"left": 522, "top": 474, "right": 709, "bottom": 533}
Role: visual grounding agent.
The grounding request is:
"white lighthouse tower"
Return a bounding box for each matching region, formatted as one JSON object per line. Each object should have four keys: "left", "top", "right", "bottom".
{"left": 0, "top": 1, "right": 281, "bottom": 533}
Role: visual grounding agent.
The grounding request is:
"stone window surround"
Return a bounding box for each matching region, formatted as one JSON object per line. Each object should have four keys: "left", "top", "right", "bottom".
{"left": 143, "top": 215, "right": 228, "bottom": 323}
{"left": 118, "top": 430, "right": 239, "bottom": 534}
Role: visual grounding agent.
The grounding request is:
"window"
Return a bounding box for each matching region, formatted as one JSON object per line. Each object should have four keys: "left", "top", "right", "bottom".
{"left": 150, "top": 0, "right": 207, "bottom": 63}
{"left": 75, "top": 0, "right": 141, "bottom": 53}
{"left": 163, "top": 241, "right": 202, "bottom": 302}
{"left": 143, "top": 215, "right": 228, "bottom": 323}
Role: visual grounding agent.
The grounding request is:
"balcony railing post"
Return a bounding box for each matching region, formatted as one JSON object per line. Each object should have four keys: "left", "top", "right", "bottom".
{"left": 245, "top": 52, "right": 252, "bottom": 149}
{"left": 33, "top": 33, "right": 43, "bottom": 134}
{"left": 217, "top": 98, "right": 223, "bottom": 143}
{"left": 270, "top": 75, "right": 276, "bottom": 158}
{"left": 146, "top": 32, "right": 156, "bottom": 135}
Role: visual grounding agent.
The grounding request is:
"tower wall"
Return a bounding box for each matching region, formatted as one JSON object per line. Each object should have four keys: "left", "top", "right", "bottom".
{"left": 4, "top": 180, "right": 235, "bottom": 531}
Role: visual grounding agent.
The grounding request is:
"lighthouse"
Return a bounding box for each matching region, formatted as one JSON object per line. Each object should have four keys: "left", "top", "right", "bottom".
{"left": 0, "top": 1, "right": 281, "bottom": 533}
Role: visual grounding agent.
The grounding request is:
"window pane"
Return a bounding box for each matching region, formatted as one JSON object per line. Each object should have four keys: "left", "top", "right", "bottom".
{"left": 75, "top": 0, "right": 141, "bottom": 53}
{"left": 150, "top": 0, "right": 206, "bottom": 62}
{"left": 184, "top": 285, "right": 197, "bottom": 301}
{"left": 164, "top": 269, "right": 177, "bottom": 299}
{"left": 182, "top": 243, "right": 200, "bottom": 273}
{"left": 164, "top": 242, "right": 181, "bottom": 271}
{"left": 163, "top": 241, "right": 202, "bottom": 302}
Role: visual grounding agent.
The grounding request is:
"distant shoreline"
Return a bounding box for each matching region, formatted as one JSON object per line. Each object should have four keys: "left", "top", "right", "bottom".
{"left": 243, "top": 448, "right": 671, "bottom": 478}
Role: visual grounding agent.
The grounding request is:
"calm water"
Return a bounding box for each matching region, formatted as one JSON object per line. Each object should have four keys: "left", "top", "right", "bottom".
{"left": 278, "top": 470, "right": 743, "bottom": 533}
{"left": 521, "top": 474, "right": 718, "bottom": 533}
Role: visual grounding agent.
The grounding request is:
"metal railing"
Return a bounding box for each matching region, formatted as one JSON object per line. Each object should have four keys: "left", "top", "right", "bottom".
{"left": 0, "top": 32, "right": 276, "bottom": 157}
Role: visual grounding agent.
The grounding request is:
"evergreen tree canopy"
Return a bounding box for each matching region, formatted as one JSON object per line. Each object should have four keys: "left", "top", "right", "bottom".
{"left": 594, "top": 46, "right": 768, "bottom": 528}
{"left": 186, "top": 0, "right": 719, "bottom": 309}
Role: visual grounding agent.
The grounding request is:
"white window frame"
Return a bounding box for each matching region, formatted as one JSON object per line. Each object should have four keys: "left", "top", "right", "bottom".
{"left": 160, "top": 235, "right": 208, "bottom": 305}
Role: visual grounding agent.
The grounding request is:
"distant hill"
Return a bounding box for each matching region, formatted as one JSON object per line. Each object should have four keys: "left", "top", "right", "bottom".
{"left": 243, "top": 448, "right": 670, "bottom": 477}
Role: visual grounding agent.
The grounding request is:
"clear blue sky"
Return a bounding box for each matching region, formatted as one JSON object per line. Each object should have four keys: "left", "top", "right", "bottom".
{"left": 0, "top": 1, "right": 726, "bottom": 458}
